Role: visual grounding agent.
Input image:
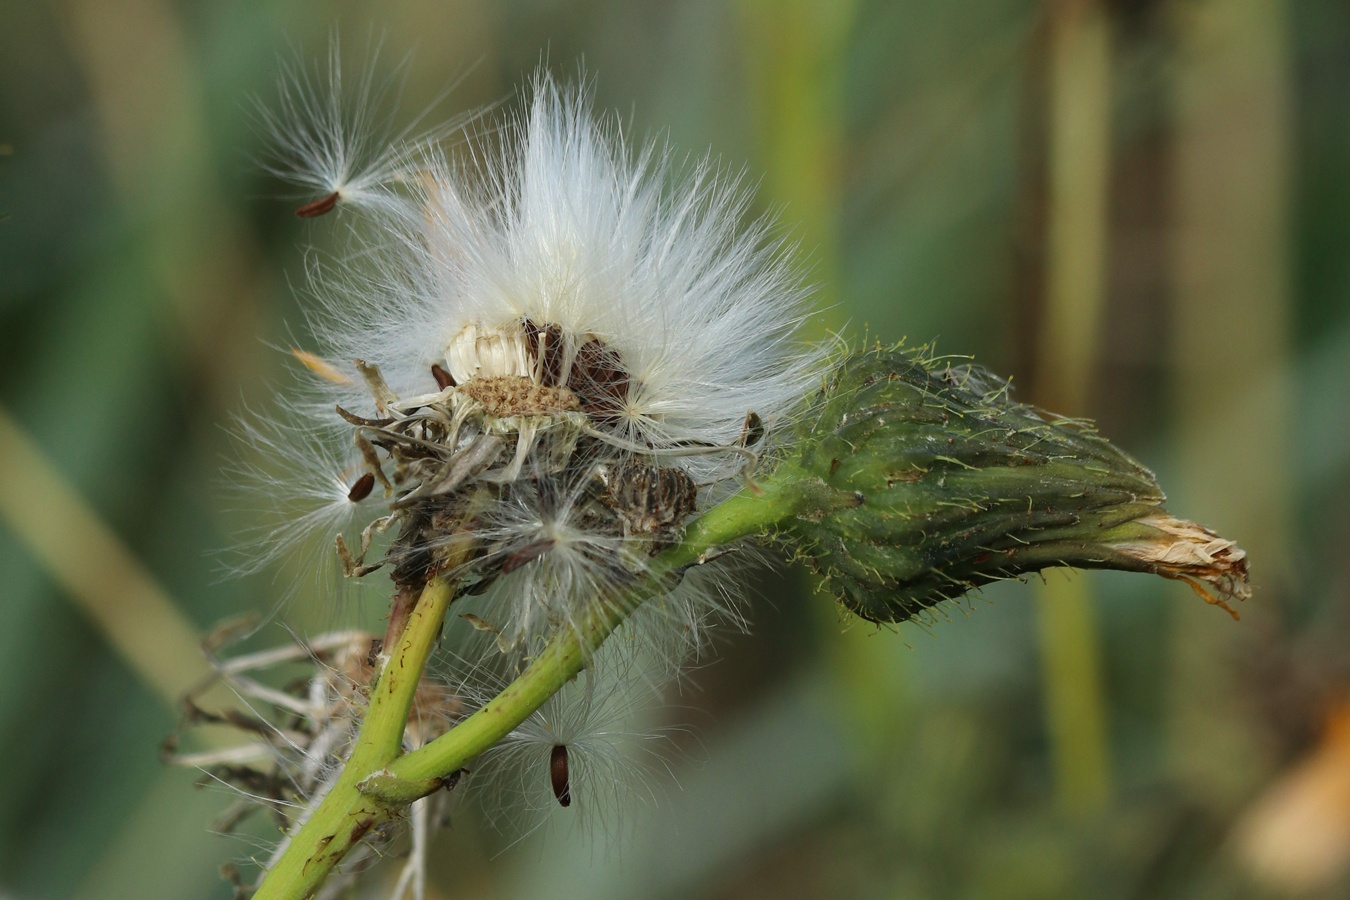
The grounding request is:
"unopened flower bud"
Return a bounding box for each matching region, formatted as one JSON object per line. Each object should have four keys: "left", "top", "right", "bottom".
{"left": 782, "top": 346, "right": 1250, "bottom": 623}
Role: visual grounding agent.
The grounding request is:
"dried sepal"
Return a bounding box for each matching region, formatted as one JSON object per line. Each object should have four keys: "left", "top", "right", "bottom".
{"left": 164, "top": 620, "right": 463, "bottom": 893}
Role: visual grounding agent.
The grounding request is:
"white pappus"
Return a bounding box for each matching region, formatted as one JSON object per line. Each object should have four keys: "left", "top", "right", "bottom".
{"left": 247, "top": 57, "right": 821, "bottom": 668}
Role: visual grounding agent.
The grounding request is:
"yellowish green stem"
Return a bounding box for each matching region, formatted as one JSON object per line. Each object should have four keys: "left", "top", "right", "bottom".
{"left": 251, "top": 577, "right": 457, "bottom": 900}
{"left": 1035, "top": 574, "right": 1111, "bottom": 816}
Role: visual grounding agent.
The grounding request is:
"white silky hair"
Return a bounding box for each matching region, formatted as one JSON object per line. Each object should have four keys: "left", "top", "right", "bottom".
{"left": 270, "top": 67, "right": 821, "bottom": 480}
{"left": 255, "top": 40, "right": 472, "bottom": 222}
{"left": 220, "top": 54, "right": 833, "bottom": 888}
{"left": 239, "top": 59, "right": 823, "bottom": 642}
{"left": 441, "top": 462, "right": 748, "bottom": 667}
{"left": 223, "top": 398, "right": 382, "bottom": 599}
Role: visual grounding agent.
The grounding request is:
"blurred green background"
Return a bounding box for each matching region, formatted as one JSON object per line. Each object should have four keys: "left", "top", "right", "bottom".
{"left": 2, "top": 1, "right": 1349, "bottom": 898}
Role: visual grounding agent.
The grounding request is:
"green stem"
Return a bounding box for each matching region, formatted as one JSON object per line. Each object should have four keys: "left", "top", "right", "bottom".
{"left": 251, "top": 578, "right": 456, "bottom": 900}
{"left": 251, "top": 466, "right": 809, "bottom": 899}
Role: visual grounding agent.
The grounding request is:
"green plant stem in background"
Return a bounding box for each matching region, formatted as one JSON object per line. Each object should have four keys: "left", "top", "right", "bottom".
{"left": 737, "top": 0, "right": 853, "bottom": 339}
{"left": 1037, "top": 0, "right": 1114, "bottom": 818}
{"left": 0, "top": 406, "right": 208, "bottom": 704}
{"left": 1167, "top": 0, "right": 1293, "bottom": 803}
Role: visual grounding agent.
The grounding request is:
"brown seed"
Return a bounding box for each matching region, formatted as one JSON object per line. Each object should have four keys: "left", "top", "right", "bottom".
{"left": 347, "top": 472, "right": 376, "bottom": 502}
{"left": 294, "top": 191, "right": 340, "bottom": 218}
{"left": 522, "top": 318, "right": 566, "bottom": 386}
{"left": 741, "top": 411, "right": 765, "bottom": 447}
{"left": 571, "top": 338, "right": 630, "bottom": 420}
{"left": 550, "top": 744, "right": 571, "bottom": 808}
{"left": 501, "top": 539, "right": 555, "bottom": 575}
{"left": 431, "top": 363, "right": 455, "bottom": 390}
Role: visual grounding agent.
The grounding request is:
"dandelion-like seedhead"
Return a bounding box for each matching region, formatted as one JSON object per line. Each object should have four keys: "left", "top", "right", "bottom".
{"left": 207, "top": 48, "right": 1256, "bottom": 900}
{"left": 246, "top": 62, "right": 818, "bottom": 659}
{"left": 226, "top": 56, "right": 819, "bottom": 888}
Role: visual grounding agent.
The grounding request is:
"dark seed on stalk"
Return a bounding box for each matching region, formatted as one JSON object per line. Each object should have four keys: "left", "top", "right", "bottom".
{"left": 347, "top": 473, "right": 376, "bottom": 502}
{"left": 501, "top": 539, "right": 555, "bottom": 575}
{"left": 431, "top": 363, "right": 455, "bottom": 389}
{"left": 741, "top": 411, "right": 765, "bottom": 447}
{"left": 295, "top": 191, "right": 340, "bottom": 218}
{"left": 571, "top": 338, "right": 630, "bottom": 421}
{"left": 550, "top": 744, "right": 571, "bottom": 808}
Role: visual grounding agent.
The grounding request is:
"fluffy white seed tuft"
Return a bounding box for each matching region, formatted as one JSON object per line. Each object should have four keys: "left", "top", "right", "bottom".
{"left": 256, "top": 41, "right": 469, "bottom": 220}
{"left": 246, "top": 58, "right": 820, "bottom": 698}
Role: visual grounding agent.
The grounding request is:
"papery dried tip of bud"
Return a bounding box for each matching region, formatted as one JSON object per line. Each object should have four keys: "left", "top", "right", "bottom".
{"left": 1106, "top": 513, "right": 1251, "bottom": 619}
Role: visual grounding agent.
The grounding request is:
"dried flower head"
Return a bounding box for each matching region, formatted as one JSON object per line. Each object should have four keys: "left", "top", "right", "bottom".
{"left": 164, "top": 619, "right": 463, "bottom": 896}
{"left": 246, "top": 64, "right": 819, "bottom": 662}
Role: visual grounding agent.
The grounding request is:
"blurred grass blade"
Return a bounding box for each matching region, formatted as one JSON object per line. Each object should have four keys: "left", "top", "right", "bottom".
{"left": 1167, "top": 0, "right": 1294, "bottom": 802}
{"left": 1035, "top": 0, "right": 1115, "bottom": 818}
{"left": 0, "top": 405, "right": 207, "bottom": 704}
{"left": 737, "top": 0, "right": 854, "bottom": 337}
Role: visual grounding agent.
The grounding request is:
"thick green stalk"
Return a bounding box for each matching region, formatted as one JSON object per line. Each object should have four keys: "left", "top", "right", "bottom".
{"left": 250, "top": 465, "right": 825, "bottom": 900}
{"left": 251, "top": 577, "right": 457, "bottom": 900}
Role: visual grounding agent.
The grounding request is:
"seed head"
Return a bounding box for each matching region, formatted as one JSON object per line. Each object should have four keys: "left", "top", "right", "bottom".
{"left": 245, "top": 63, "right": 820, "bottom": 662}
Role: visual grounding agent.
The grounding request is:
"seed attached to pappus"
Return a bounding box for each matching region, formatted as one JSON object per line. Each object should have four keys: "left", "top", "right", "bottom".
{"left": 347, "top": 472, "right": 376, "bottom": 502}
{"left": 294, "top": 190, "right": 340, "bottom": 218}
{"left": 431, "top": 363, "right": 455, "bottom": 390}
{"left": 501, "top": 539, "right": 555, "bottom": 575}
{"left": 550, "top": 744, "right": 571, "bottom": 808}
{"left": 740, "top": 410, "right": 765, "bottom": 447}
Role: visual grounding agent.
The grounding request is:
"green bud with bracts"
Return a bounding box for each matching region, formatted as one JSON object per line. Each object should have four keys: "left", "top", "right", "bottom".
{"left": 774, "top": 345, "right": 1249, "bottom": 625}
